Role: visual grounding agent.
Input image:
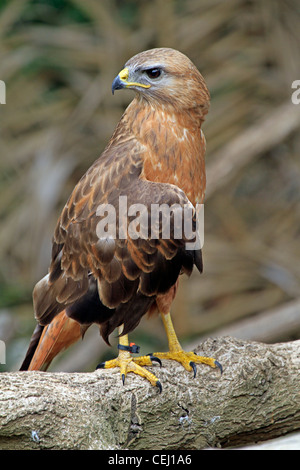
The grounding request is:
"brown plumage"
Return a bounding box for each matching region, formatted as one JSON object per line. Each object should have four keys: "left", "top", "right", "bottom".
{"left": 20, "top": 48, "right": 217, "bottom": 384}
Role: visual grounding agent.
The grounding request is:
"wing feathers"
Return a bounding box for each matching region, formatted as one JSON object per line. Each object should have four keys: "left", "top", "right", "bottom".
{"left": 33, "top": 134, "right": 203, "bottom": 343}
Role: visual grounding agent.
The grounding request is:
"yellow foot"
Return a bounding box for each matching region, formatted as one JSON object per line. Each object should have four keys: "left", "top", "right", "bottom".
{"left": 152, "top": 350, "right": 223, "bottom": 377}
{"left": 97, "top": 353, "right": 162, "bottom": 392}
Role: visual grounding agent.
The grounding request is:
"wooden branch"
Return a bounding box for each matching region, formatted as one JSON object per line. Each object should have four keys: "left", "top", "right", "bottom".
{"left": 1, "top": 337, "right": 299, "bottom": 450}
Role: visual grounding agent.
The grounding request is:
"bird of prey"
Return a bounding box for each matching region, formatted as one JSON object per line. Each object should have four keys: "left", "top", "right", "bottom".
{"left": 20, "top": 48, "right": 221, "bottom": 391}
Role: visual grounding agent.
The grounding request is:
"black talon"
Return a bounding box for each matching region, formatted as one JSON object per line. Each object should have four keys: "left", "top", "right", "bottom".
{"left": 96, "top": 362, "right": 105, "bottom": 369}
{"left": 215, "top": 360, "right": 223, "bottom": 375}
{"left": 190, "top": 361, "right": 197, "bottom": 378}
{"left": 148, "top": 355, "right": 162, "bottom": 367}
{"left": 122, "top": 373, "right": 126, "bottom": 385}
{"left": 156, "top": 380, "right": 162, "bottom": 393}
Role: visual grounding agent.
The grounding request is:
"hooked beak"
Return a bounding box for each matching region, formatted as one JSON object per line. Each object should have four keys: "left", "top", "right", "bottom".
{"left": 111, "top": 75, "right": 125, "bottom": 94}
{"left": 112, "top": 67, "right": 151, "bottom": 94}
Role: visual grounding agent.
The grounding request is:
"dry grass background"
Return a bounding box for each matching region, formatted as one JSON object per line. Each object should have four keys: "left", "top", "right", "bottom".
{"left": 0, "top": 0, "right": 299, "bottom": 371}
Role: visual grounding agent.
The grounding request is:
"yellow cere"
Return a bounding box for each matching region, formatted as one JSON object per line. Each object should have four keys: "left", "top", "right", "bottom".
{"left": 119, "top": 67, "right": 151, "bottom": 89}
{"left": 118, "top": 68, "right": 129, "bottom": 81}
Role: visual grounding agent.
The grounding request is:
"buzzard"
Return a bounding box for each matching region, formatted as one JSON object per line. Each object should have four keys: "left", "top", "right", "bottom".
{"left": 20, "top": 48, "right": 221, "bottom": 391}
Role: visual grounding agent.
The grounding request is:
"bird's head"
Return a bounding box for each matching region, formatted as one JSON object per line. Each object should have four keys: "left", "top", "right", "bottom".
{"left": 112, "top": 48, "right": 210, "bottom": 113}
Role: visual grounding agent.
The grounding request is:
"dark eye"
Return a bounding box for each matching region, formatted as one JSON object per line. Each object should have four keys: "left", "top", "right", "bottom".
{"left": 145, "top": 68, "right": 161, "bottom": 79}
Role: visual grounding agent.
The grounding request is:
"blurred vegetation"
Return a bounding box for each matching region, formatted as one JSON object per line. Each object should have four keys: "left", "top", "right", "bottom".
{"left": 0, "top": 0, "right": 299, "bottom": 372}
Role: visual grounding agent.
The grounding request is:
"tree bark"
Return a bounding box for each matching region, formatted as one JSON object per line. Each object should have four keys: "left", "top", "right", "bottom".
{"left": 0, "top": 337, "right": 299, "bottom": 450}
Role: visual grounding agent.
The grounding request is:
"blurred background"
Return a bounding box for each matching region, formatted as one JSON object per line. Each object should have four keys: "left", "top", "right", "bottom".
{"left": 0, "top": 0, "right": 299, "bottom": 372}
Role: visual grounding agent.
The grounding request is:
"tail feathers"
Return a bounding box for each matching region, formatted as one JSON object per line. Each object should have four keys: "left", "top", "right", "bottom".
{"left": 20, "top": 310, "right": 82, "bottom": 371}
{"left": 19, "top": 323, "right": 44, "bottom": 371}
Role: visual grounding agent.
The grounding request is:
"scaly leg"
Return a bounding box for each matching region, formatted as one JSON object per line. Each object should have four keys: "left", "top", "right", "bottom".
{"left": 153, "top": 312, "right": 222, "bottom": 377}
{"left": 97, "top": 325, "right": 162, "bottom": 392}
